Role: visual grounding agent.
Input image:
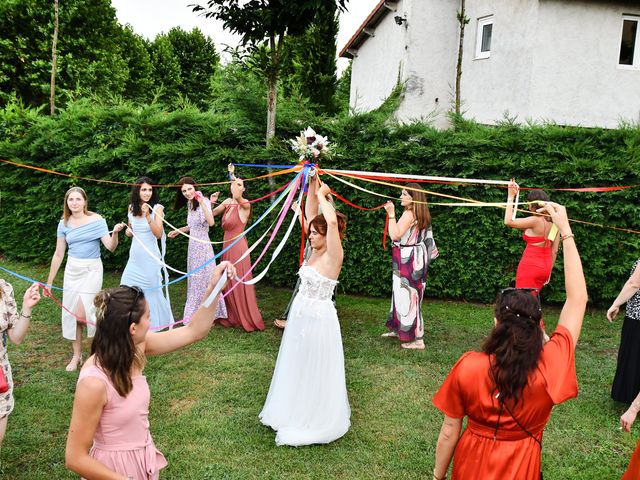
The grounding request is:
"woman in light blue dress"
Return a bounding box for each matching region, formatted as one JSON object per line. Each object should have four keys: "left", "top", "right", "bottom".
{"left": 121, "top": 177, "right": 174, "bottom": 330}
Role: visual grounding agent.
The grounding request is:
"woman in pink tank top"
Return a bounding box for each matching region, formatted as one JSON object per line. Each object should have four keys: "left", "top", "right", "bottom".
{"left": 65, "top": 261, "right": 235, "bottom": 479}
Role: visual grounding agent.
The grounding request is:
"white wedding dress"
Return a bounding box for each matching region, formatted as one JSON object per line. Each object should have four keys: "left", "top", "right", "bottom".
{"left": 259, "top": 265, "right": 351, "bottom": 446}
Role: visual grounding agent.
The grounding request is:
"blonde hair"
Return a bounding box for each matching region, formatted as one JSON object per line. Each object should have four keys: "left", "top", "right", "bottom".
{"left": 63, "top": 187, "right": 89, "bottom": 224}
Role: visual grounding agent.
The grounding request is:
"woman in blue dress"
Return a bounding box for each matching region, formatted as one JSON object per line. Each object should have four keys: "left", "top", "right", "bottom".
{"left": 121, "top": 177, "right": 174, "bottom": 330}
{"left": 47, "top": 187, "right": 126, "bottom": 371}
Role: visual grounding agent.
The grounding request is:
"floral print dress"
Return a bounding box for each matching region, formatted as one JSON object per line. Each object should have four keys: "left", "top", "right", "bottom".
{"left": 0, "top": 279, "right": 19, "bottom": 418}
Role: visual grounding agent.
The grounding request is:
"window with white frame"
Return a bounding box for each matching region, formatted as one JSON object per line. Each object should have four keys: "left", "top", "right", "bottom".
{"left": 619, "top": 15, "right": 640, "bottom": 68}
{"left": 475, "top": 16, "right": 493, "bottom": 59}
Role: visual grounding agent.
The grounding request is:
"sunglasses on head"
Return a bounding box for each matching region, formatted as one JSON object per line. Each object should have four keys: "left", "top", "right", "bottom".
{"left": 499, "top": 287, "right": 542, "bottom": 314}
{"left": 119, "top": 285, "right": 144, "bottom": 324}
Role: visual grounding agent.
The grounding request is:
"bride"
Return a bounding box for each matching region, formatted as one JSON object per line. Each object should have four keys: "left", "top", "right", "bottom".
{"left": 259, "top": 177, "right": 350, "bottom": 446}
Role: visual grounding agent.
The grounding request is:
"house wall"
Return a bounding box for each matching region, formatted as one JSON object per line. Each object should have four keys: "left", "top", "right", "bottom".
{"left": 395, "top": 0, "right": 460, "bottom": 128}
{"left": 462, "top": 0, "right": 539, "bottom": 124}
{"left": 528, "top": 1, "right": 640, "bottom": 127}
{"left": 463, "top": 0, "right": 640, "bottom": 127}
{"left": 348, "top": 0, "right": 640, "bottom": 129}
{"left": 348, "top": 0, "right": 408, "bottom": 113}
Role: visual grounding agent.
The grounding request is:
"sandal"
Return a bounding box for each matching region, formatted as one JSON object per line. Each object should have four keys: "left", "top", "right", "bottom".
{"left": 401, "top": 341, "right": 425, "bottom": 350}
{"left": 381, "top": 331, "right": 398, "bottom": 338}
{"left": 65, "top": 355, "right": 82, "bottom": 372}
{"left": 273, "top": 319, "right": 287, "bottom": 329}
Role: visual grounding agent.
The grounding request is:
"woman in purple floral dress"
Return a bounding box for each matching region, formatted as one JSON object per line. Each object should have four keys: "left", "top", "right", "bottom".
{"left": 382, "top": 183, "right": 438, "bottom": 350}
{"left": 169, "top": 177, "right": 227, "bottom": 323}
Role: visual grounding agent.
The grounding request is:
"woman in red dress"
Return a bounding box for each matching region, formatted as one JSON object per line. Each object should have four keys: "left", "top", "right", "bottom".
{"left": 504, "top": 181, "right": 560, "bottom": 293}
{"left": 432, "top": 202, "right": 587, "bottom": 480}
{"left": 210, "top": 164, "right": 264, "bottom": 332}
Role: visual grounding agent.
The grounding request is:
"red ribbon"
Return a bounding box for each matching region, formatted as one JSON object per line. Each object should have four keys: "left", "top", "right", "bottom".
{"left": 383, "top": 214, "right": 389, "bottom": 249}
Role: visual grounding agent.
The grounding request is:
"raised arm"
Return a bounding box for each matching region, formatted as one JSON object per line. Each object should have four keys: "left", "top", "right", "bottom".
{"left": 144, "top": 262, "right": 235, "bottom": 356}
{"left": 540, "top": 203, "right": 588, "bottom": 345}
{"left": 317, "top": 182, "right": 343, "bottom": 275}
{"left": 200, "top": 196, "right": 215, "bottom": 227}
{"left": 101, "top": 222, "right": 126, "bottom": 252}
{"left": 607, "top": 265, "right": 640, "bottom": 322}
{"left": 7, "top": 283, "right": 40, "bottom": 345}
{"left": 503, "top": 180, "right": 540, "bottom": 230}
{"left": 47, "top": 236, "right": 67, "bottom": 287}
{"left": 143, "top": 204, "right": 164, "bottom": 240}
{"left": 383, "top": 201, "right": 415, "bottom": 242}
{"left": 305, "top": 173, "right": 320, "bottom": 223}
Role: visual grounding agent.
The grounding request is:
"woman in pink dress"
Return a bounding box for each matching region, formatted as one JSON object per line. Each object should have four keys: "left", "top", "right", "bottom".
{"left": 65, "top": 262, "right": 235, "bottom": 479}
{"left": 169, "top": 176, "right": 227, "bottom": 324}
{"left": 210, "top": 165, "right": 264, "bottom": 332}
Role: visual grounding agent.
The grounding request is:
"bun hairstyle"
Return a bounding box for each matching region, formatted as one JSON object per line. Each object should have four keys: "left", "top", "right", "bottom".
{"left": 130, "top": 176, "right": 159, "bottom": 217}
{"left": 308, "top": 211, "right": 347, "bottom": 240}
{"left": 91, "top": 287, "right": 147, "bottom": 397}
{"left": 174, "top": 176, "right": 199, "bottom": 211}
{"left": 526, "top": 189, "right": 551, "bottom": 220}
{"left": 482, "top": 289, "right": 544, "bottom": 405}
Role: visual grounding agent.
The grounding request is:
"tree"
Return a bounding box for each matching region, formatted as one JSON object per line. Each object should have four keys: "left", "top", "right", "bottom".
{"left": 0, "top": 0, "right": 129, "bottom": 107}
{"left": 166, "top": 27, "right": 219, "bottom": 107}
{"left": 281, "top": 2, "right": 340, "bottom": 115}
{"left": 455, "top": 0, "right": 469, "bottom": 115}
{"left": 193, "top": 0, "right": 349, "bottom": 146}
{"left": 50, "top": 0, "right": 59, "bottom": 114}
{"left": 120, "top": 25, "right": 154, "bottom": 103}
{"left": 148, "top": 35, "right": 183, "bottom": 105}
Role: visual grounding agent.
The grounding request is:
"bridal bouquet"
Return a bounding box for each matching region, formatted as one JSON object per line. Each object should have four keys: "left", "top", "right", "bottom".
{"left": 289, "top": 127, "right": 332, "bottom": 162}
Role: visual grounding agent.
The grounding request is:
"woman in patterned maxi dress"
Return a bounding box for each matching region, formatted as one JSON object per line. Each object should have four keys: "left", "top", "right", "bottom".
{"left": 382, "top": 183, "right": 438, "bottom": 350}
{"left": 169, "top": 177, "right": 227, "bottom": 323}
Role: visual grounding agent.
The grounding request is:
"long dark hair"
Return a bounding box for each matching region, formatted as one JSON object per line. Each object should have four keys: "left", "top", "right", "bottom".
{"left": 405, "top": 183, "right": 431, "bottom": 230}
{"left": 483, "top": 289, "right": 544, "bottom": 405}
{"left": 130, "top": 176, "right": 159, "bottom": 217}
{"left": 91, "top": 287, "right": 147, "bottom": 397}
{"left": 173, "top": 176, "right": 199, "bottom": 211}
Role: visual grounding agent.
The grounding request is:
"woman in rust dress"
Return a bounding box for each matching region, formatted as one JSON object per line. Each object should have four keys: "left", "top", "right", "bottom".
{"left": 211, "top": 165, "right": 264, "bottom": 332}
{"left": 432, "top": 202, "right": 587, "bottom": 480}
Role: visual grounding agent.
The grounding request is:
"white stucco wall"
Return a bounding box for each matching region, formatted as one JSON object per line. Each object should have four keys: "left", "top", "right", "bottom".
{"left": 463, "top": 0, "right": 640, "bottom": 128}
{"left": 348, "top": 0, "right": 408, "bottom": 113}
{"left": 528, "top": 1, "right": 640, "bottom": 127}
{"left": 348, "top": 0, "right": 640, "bottom": 129}
{"left": 395, "top": 0, "right": 459, "bottom": 128}
{"left": 462, "top": 0, "right": 540, "bottom": 125}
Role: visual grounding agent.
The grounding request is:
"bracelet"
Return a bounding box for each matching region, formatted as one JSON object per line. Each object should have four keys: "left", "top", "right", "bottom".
{"left": 433, "top": 470, "right": 447, "bottom": 480}
{"left": 19, "top": 311, "right": 32, "bottom": 319}
{"left": 561, "top": 233, "right": 574, "bottom": 241}
{"left": 388, "top": 215, "right": 395, "bottom": 220}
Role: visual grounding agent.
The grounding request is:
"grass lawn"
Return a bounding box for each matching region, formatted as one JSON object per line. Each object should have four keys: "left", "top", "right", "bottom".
{"left": 0, "top": 259, "right": 635, "bottom": 479}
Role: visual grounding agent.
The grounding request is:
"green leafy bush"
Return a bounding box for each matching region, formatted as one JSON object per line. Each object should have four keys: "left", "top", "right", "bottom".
{"left": 1, "top": 101, "right": 639, "bottom": 306}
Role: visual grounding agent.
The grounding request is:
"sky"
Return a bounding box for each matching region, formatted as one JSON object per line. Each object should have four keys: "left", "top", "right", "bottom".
{"left": 111, "top": 0, "right": 379, "bottom": 73}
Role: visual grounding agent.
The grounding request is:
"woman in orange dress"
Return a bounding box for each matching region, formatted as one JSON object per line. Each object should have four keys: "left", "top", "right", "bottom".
{"left": 432, "top": 202, "right": 587, "bottom": 480}
{"left": 210, "top": 164, "right": 264, "bottom": 332}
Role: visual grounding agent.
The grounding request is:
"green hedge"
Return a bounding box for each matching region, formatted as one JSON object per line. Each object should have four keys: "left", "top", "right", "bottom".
{"left": 1, "top": 101, "right": 639, "bottom": 306}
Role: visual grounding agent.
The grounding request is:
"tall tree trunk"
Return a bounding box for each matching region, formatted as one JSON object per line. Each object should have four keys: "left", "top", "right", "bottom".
{"left": 50, "top": 0, "right": 59, "bottom": 115}
{"left": 265, "top": 35, "right": 284, "bottom": 197}
{"left": 455, "top": 0, "right": 467, "bottom": 115}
